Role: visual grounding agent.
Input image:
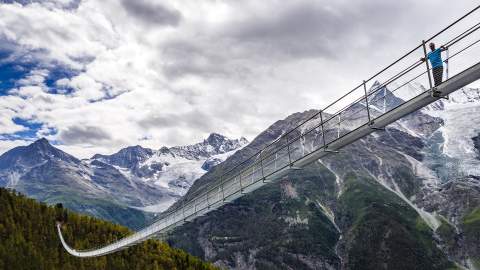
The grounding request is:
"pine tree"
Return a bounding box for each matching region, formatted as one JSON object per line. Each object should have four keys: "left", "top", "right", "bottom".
{"left": 0, "top": 188, "right": 217, "bottom": 270}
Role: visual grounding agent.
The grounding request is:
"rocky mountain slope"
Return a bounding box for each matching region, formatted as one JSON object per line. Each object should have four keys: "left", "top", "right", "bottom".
{"left": 0, "top": 133, "right": 247, "bottom": 228}
{"left": 167, "top": 83, "right": 480, "bottom": 269}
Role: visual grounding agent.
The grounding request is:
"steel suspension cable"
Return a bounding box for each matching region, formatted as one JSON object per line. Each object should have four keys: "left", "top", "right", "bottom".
{"left": 131, "top": 33, "right": 480, "bottom": 240}
{"left": 444, "top": 21, "right": 480, "bottom": 48}
{"left": 59, "top": 5, "right": 480, "bottom": 256}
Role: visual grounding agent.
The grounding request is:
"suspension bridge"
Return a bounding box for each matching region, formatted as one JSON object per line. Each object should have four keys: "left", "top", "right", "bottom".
{"left": 57, "top": 5, "right": 480, "bottom": 257}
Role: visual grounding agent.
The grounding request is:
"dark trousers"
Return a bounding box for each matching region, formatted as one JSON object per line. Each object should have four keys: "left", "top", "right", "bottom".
{"left": 432, "top": 66, "right": 444, "bottom": 87}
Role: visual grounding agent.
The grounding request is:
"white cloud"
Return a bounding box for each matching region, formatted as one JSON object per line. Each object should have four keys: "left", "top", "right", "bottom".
{"left": 17, "top": 69, "right": 49, "bottom": 86}
{"left": 0, "top": 0, "right": 478, "bottom": 158}
{"left": 0, "top": 113, "right": 26, "bottom": 134}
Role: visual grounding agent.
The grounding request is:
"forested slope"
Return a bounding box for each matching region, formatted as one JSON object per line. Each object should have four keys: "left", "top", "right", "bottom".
{"left": 0, "top": 188, "right": 217, "bottom": 270}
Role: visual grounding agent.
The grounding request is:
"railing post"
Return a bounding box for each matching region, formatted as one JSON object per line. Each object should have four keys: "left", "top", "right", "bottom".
{"left": 363, "top": 80, "right": 372, "bottom": 124}
{"left": 337, "top": 112, "right": 341, "bottom": 139}
{"left": 239, "top": 174, "right": 244, "bottom": 193}
{"left": 194, "top": 198, "right": 197, "bottom": 214}
{"left": 206, "top": 191, "right": 210, "bottom": 209}
{"left": 274, "top": 153, "right": 278, "bottom": 170}
{"left": 260, "top": 150, "right": 266, "bottom": 183}
{"left": 301, "top": 134, "right": 305, "bottom": 156}
{"left": 446, "top": 47, "right": 450, "bottom": 80}
{"left": 182, "top": 200, "right": 186, "bottom": 221}
{"left": 251, "top": 164, "right": 255, "bottom": 183}
{"left": 383, "top": 87, "right": 387, "bottom": 113}
{"left": 422, "top": 40, "right": 434, "bottom": 90}
{"left": 319, "top": 110, "right": 327, "bottom": 148}
{"left": 286, "top": 136, "right": 293, "bottom": 166}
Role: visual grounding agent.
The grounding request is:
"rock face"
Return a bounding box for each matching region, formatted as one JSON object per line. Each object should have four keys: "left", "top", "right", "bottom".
{"left": 0, "top": 133, "right": 247, "bottom": 228}
{"left": 93, "top": 145, "right": 154, "bottom": 171}
{"left": 167, "top": 84, "right": 480, "bottom": 269}
{"left": 201, "top": 157, "right": 223, "bottom": 171}
{"left": 0, "top": 138, "right": 79, "bottom": 172}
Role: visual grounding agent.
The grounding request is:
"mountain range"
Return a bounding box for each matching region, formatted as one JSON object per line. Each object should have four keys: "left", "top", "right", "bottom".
{"left": 0, "top": 133, "right": 248, "bottom": 228}
{"left": 165, "top": 82, "right": 480, "bottom": 270}
{"left": 1, "top": 81, "right": 479, "bottom": 269}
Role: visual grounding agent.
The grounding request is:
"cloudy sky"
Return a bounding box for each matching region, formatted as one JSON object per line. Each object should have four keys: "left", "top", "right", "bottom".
{"left": 0, "top": 0, "right": 478, "bottom": 158}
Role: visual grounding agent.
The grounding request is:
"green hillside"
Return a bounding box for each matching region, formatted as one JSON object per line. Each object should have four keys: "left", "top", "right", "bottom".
{"left": 463, "top": 207, "right": 480, "bottom": 268}
{"left": 0, "top": 188, "right": 217, "bottom": 270}
{"left": 337, "top": 173, "right": 453, "bottom": 270}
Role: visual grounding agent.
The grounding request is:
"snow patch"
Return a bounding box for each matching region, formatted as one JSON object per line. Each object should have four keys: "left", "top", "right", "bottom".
{"left": 433, "top": 105, "right": 480, "bottom": 176}
{"left": 284, "top": 211, "right": 309, "bottom": 225}
{"left": 319, "top": 160, "right": 343, "bottom": 198}
{"left": 374, "top": 153, "right": 441, "bottom": 231}
{"left": 316, "top": 201, "right": 341, "bottom": 232}
{"left": 132, "top": 196, "right": 178, "bottom": 213}
{"left": 394, "top": 120, "right": 422, "bottom": 138}
{"left": 400, "top": 153, "right": 439, "bottom": 189}
{"left": 391, "top": 179, "right": 441, "bottom": 231}
{"left": 5, "top": 171, "right": 22, "bottom": 187}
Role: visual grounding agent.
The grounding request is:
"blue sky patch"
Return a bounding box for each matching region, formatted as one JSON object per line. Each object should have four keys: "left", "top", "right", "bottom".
{"left": 10, "top": 118, "right": 44, "bottom": 139}
{"left": 0, "top": 61, "right": 34, "bottom": 95}
{"left": 44, "top": 66, "right": 79, "bottom": 94}
{"left": 4, "top": 118, "right": 57, "bottom": 142}
{"left": 1, "top": 44, "right": 81, "bottom": 96}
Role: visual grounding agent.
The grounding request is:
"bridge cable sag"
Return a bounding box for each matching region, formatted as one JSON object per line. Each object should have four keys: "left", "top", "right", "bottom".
{"left": 57, "top": 4, "right": 480, "bottom": 257}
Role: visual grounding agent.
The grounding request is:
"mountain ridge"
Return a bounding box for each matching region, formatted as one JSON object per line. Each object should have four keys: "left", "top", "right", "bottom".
{"left": 0, "top": 133, "right": 248, "bottom": 228}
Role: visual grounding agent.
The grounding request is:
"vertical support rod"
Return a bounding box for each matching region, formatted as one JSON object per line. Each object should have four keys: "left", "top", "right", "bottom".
{"left": 320, "top": 110, "right": 327, "bottom": 148}
{"left": 274, "top": 153, "right": 278, "bottom": 170}
{"left": 286, "top": 136, "right": 293, "bottom": 166}
{"left": 260, "top": 150, "right": 266, "bottom": 183}
{"left": 422, "top": 40, "right": 434, "bottom": 90}
{"left": 337, "top": 112, "right": 341, "bottom": 139}
{"left": 363, "top": 80, "right": 371, "bottom": 124}
{"left": 302, "top": 135, "right": 306, "bottom": 156}
{"left": 446, "top": 47, "right": 450, "bottom": 80}
{"left": 182, "top": 200, "right": 186, "bottom": 221}
{"left": 251, "top": 164, "right": 255, "bottom": 183}
{"left": 206, "top": 191, "right": 210, "bottom": 209}
{"left": 383, "top": 87, "right": 387, "bottom": 113}
{"left": 239, "top": 174, "right": 244, "bottom": 193}
{"left": 194, "top": 198, "right": 197, "bottom": 214}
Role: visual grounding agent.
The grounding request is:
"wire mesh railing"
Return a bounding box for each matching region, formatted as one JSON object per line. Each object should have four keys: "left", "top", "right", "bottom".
{"left": 59, "top": 4, "right": 480, "bottom": 257}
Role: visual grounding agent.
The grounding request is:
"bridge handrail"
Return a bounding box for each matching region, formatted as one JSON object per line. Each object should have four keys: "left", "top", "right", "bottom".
{"left": 137, "top": 4, "right": 480, "bottom": 230}
{"left": 59, "top": 4, "right": 480, "bottom": 255}
{"left": 174, "top": 5, "right": 480, "bottom": 206}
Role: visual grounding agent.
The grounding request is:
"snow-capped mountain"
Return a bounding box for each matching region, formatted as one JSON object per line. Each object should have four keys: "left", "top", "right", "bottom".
{"left": 445, "top": 87, "right": 480, "bottom": 105}
{"left": 0, "top": 138, "right": 80, "bottom": 173}
{"left": 0, "top": 133, "right": 247, "bottom": 227}
{"left": 90, "top": 133, "right": 248, "bottom": 212}
{"left": 0, "top": 138, "right": 169, "bottom": 228}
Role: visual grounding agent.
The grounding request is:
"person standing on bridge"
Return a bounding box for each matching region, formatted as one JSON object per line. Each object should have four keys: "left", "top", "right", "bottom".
{"left": 422, "top": 42, "right": 447, "bottom": 87}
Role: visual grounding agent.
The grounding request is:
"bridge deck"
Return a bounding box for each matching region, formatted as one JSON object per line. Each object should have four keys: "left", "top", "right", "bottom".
{"left": 57, "top": 5, "right": 480, "bottom": 257}
{"left": 58, "top": 61, "right": 480, "bottom": 257}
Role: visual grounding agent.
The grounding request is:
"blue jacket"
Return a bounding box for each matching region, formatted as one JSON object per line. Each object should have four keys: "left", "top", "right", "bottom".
{"left": 427, "top": 48, "right": 443, "bottom": 68}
